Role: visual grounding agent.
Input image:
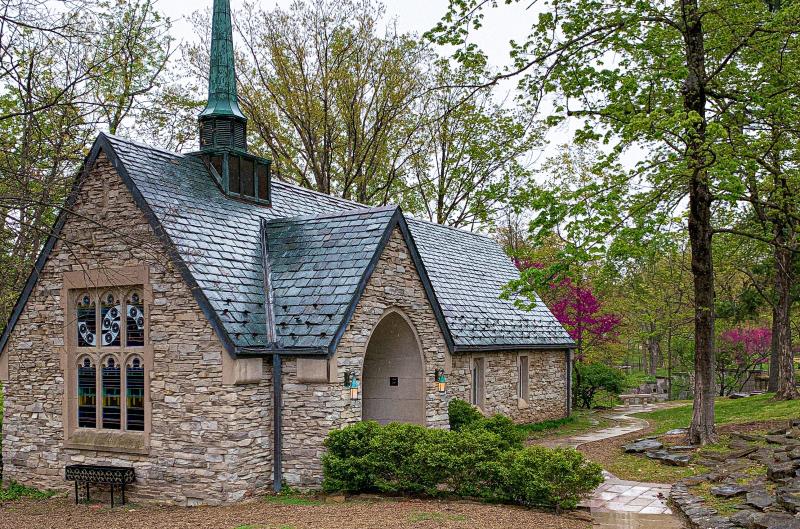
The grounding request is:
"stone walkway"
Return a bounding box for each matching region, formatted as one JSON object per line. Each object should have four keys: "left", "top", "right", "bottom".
{"left": 535, "top": 404, "right": 684, "bottom": 528}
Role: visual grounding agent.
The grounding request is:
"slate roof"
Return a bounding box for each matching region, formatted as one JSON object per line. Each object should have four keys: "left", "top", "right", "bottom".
{"left": 0, "top": 133, "right": 574, "bottom": 357}
{"left": 265, "top": 206, "right": 400, "bottom": 350}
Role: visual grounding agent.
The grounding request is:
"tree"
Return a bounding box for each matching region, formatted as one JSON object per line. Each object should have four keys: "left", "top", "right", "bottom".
{"left": 717, "top": 326, "right": 771, "bottom": 396}
{"left": 0, "top": 0, "right": 172, "bottom": 326}
{"left": 215, "top": 0, "right": 426, "bottom": 204}
{"left": 430, "top": 0, "right": 800, "bottom": 444}
{"left": 404, "top": 59, "right": 540, "bottom": 228}
{"left": 573, "top": 362, "right": 625, "bottom": 409}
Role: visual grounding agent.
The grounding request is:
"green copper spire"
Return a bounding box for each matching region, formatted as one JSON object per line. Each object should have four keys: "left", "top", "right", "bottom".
{"left": 200, "top": 0, "right": 246, "bottom": 121}
{"left": 198, "top": 0, "right": 247, "bottom": 151}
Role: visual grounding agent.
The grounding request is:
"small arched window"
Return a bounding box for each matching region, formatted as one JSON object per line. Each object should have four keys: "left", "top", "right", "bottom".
{"left": 77, "top": 357, "right": 96, "bottom": 428}
{"left": 100, "top": 291, "right": 121, "bottom": 347}
{"left": 77, "top": 293, "right": 96, "bottom": 347}
{"left": 126, "top": 290, "right": 145, "bottom": 347}
{"left": 126, "top": 356, "right": 145, "bottom": 431}
{"left": 101, "top": 355, "right": 121, "bottom": 429}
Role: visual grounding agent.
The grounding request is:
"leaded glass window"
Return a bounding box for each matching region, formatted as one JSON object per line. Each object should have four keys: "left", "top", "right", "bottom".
{"left": 77, "top": 357, "right": 96, "bottom": 428}
{"left": 126, "top": 356, "right": 145, "bottom": 431}
{"left": 77, "top": 293, "right": 96, "bottom": 347}
{"left": 101, "top": 356, "right": 121, "bottom": 429}
{"left": 126, "top": 290, "right": 145, "bottom": 347}
{"left": 100, "top": 291, "right": 121, "bottom": 347}
{"left": 71, "top": 286, "right": 148, "bottom": 433}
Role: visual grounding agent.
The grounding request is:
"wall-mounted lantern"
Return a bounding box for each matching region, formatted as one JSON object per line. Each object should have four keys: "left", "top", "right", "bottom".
{"left": 344, "top": 371, "right": 360, "bottom": 400}
{"left": 435, "top": 369, "right": 447, "bottom": 393}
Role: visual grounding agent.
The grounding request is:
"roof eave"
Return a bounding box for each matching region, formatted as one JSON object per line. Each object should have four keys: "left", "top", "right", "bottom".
{"left": 451, "top": 342, "right": 576, "bottom": 353}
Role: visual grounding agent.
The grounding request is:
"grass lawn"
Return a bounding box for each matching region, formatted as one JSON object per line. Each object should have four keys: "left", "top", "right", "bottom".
{"left": 519, "top": 410, "right": 612, "bottom": 441}
{"left": 583, "top": 393, "right": 800, "bottom": 483}
{"left": 634, "top": 393, "right": 800, "bottom": 434}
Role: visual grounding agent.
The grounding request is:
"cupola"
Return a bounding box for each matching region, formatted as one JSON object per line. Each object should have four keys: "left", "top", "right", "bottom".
{"left": 195, "top": 0, "right": 271, "bottom": 205}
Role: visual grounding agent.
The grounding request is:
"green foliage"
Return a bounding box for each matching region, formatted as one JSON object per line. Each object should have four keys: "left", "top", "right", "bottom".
{"left": 463, "top": 414, "right": 524, "bottom": 452}
{"left": 624, "top": 371, "right": 656, "bottom": 389}
{"left": 320, "top": 420, "right": 381, "bottom": 493}
{"left": 322, "top": 418, "right": 602, "bottom": 511}
{"left": 573, "top": 362, "right": 625, "bottom": 409}
{"left": 0, "top": 481, "right": 54, "bottom": 502}
{"left": 447, "top": 398, "right": 481, "bottom": 431}
{"left": 504, "top": 446, "right": 603, "bottom": 511}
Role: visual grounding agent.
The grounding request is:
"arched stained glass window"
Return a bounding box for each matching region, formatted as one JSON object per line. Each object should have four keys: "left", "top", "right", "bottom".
{"left": 77, "top": 357, "right": 96, "bottom": 428}
{"left": 77, "top": 293, "right": 96, "bottom": 347}
{"left": 126, "top": 290, "right": 145, "bottom": 347}
{"left": 100, "top": 291, "right": 121, "bottom": 347}
{"left": 101, "top": 356, "right": 121, "bottom": 429}
{"left": 126, "top": 356, "right": 145, "bottom": 431}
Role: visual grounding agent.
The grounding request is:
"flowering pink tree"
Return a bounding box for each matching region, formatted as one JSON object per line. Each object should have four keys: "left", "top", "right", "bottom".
{"left": 717, "top": 327, "right": 771, "bottom": 396}
{"left": 515, "top": 260, "right": 621, "bottom": 361}
{"left": 549, "top": 278, "right": 622, "bottom": 361}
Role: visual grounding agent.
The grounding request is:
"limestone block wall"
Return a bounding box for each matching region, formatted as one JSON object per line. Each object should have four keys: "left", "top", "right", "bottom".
{"left": 279, "top": 227, "right": 451, "bottom": 488}
{"left": 0, "top": 154, "right": 273, "bottom": 505}
{"left": 449, "top": 349, "right": 569, "bottom": 424}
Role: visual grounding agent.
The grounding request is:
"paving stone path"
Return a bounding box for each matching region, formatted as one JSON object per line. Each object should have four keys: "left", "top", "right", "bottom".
{"left": 536, "top": 404, "right": 685, "bottom": 529}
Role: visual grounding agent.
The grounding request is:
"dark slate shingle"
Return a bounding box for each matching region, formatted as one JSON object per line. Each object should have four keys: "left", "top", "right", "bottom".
{"left": 103, "top": 134, "right": 574, "bottom": 353}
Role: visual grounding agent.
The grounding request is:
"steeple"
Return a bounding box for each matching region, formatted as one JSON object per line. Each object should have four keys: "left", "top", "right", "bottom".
{"left": 199, "top": 0, "right": 247, "bottom": 151}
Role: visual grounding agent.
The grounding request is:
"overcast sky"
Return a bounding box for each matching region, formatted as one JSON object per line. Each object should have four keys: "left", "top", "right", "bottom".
{"left": 157, "top": 0, "right": 536, "bottom": 74}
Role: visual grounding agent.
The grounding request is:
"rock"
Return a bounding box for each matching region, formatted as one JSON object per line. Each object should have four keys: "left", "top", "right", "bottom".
{"left": 728, "top": 446, "right": 759, "bottom": 459}
{"left": 711, "top": 484, "right": 749, "bottom": 498}
{"left": 731, "top": 510, "right": 797, "bottom": 529}
{"left": 768, "top": 461, "right": 797, "bottom": 480}
{"left": 745, "top": 489, "right": 775, "bottom": 510}
{"left": 730, "top": 509, "right": 761, "bottom": 529}
{"left": 733, "top": 432, "right": 761, "bottom": 442}
{"left": 766, "top": 517, "right": 800, "bottom": 529}
{"left": 669, "top": 445, "right": 696, "bottom": 452}
{"left": 777, "top": 489, "right": 800, "bottom": 513}
{"left": 624, "top": 439, "right": 663, "bottom": 453}
{"left": 683, "top": 474, "right": 710, "bottom": 486}
{"left": 646, "top": 450, "right": 691, "bottom": 466}
{"left": 730, "top": 392, "right": 751, "bottom": 399}
{"left": 665, "top": 428, "right": 689, "bottom": 436}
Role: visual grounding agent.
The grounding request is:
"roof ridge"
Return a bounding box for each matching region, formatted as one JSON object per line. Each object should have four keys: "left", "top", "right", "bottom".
{"left": 270, "top": 178, "right": 365, "bottom": 209}
{"left": 405, "top": 216, "right": 498, "bottom": 243}
{"left": 101, "top": 132, "right": 186, "bottom": 159}
{"left": 267, "top": 204, "right": 398, "bottom": 225}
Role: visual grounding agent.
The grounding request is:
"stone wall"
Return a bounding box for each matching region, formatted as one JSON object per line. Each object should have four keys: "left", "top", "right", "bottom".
{"left": 0, "top": 153, "right": 274, "bottom": 505}
{"left": 279, "top": 227, "right": 451, "bottom": 487}
{"left": 448, "top": 350, "right": 569, "bottom": 424}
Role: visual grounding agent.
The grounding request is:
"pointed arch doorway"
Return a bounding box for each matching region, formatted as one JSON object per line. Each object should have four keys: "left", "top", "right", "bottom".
{"left": 362, "top": 311, "right": 425, "bottom": 425}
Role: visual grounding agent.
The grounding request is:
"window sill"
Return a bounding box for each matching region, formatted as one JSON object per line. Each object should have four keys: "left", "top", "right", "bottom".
{"left": 65, "top": 428, "right": 149, "bottom": 455}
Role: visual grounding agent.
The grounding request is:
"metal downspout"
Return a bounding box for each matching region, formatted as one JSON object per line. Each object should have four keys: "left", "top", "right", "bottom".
{"left": 261, "top": 219, "right": 282, "bottom": 493}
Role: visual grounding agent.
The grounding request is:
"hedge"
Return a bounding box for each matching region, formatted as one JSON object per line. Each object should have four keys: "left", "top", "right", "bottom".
{"left": 322, "top": 413, "right": 602, "bottom": 511}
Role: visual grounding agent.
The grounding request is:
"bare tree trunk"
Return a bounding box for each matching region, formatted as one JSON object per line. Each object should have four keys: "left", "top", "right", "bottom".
{"left": 774, "top": 240, "right": 797, "bottom": 399}
{"left": 769, "top": 312, "right": 780, "bottom": 392}
{"left": 682, "top": 0, "right": 717, "bottom": 445}
{"left": 647, "top": 324, "right": 660, "bottom": 377}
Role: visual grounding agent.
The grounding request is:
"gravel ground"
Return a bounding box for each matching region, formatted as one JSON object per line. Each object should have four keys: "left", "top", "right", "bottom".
{"left": 0, "top": 495, "right": 592, "bottom": 529}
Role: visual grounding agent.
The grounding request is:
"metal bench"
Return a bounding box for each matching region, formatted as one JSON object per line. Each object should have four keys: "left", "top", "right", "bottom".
{"left": 65, "top": 464, "right": 135, "bottom": 507}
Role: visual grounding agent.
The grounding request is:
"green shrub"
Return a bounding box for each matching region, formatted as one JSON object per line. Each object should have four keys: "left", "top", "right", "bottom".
{"left": 573, "top": 362, "right": 625, "bottom": 408}
{"left": 503, "top": 446, "right": 603, "bottom": 511}
{"left": 447, "top": 398, "right": 481, "bottom": 431}
{"left": 322, "top": 418, "right": 603, "bottom": 511}
{"left": 321, "top": 420, "right": 381, "bottom": 492}
{"left": 464, "top": 414, "right": 524, "bottom": 451}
